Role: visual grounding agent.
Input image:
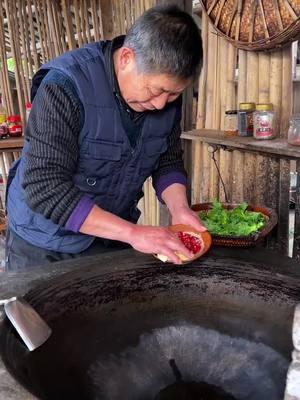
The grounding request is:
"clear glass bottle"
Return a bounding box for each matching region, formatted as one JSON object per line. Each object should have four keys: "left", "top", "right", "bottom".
{"left": 253, "top": 103, "right": 275, "bottom": 140}
{"left": 288, "top": 115, "right": 300, "bottom": 146}
{"left": 224, "top": 110, "right": 238, "bottom": 137}
{"left": 238, "top": 102, "right": 255, "bottom": 137}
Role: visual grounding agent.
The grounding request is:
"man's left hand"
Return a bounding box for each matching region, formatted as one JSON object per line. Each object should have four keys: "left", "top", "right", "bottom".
{"left": 171, "top": 204, "right": 206, "bottom": 232}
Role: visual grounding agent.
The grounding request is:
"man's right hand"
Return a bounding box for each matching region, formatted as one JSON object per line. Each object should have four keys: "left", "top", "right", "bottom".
{"left": 80, "top": 205, "right": 193, "bottom": 264}
{"left": 127, "top": 225, "right": 193, "bottom": 264}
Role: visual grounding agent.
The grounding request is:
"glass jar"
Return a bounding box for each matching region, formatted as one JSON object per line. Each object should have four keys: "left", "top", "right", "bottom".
{"left": 253, "top": 103, "right": 275, "bottom": 140}
{"left": 7, "top": 115, "right": 22, "bottom": 137}
{"left": 238, "top": 102, "right": 255, "bottom": 137}
{"left": 288, "top": 115, "right": 300, "bottom": 146}
{"left": 224, "top": 110, "right": 238, "bottom": 137}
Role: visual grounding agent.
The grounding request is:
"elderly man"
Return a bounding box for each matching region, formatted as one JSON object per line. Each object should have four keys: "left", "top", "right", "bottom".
{"left": 6, "top": 4, "right": 204, "bottom": 269}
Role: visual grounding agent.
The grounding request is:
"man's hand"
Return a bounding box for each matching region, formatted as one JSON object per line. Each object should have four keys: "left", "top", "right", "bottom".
{"left": 171, "top": 204, "right": 206, "bottom": 232}
{"left": 80, "top": 205, "right": 193, "bottom": 264}
{"left": 127, "top": 225, "right": 193, "bottom": 264}
{"left": 161, "top": 183, "right": 206, "bottom": 232}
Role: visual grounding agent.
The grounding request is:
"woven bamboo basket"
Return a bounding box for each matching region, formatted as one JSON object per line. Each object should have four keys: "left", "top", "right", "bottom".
{"left": 191, "top": 203, "right": 278, "bottom": 247}
{"left": 200, "top": 0, "right": 300, "bottom": 51}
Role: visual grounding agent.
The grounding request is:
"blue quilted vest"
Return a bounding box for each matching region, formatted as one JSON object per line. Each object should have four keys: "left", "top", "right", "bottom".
{"left": 7, "top": 41, "right": 178, "bottom": 253}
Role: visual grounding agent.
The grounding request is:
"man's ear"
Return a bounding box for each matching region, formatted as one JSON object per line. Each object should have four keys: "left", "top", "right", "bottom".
{"left": 118, "top": 47, "right": 136, "bottom": 71}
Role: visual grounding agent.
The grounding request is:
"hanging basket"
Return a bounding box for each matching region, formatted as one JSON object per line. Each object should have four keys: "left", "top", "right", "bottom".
{"left": 200, "top": 0, "right": 300, "bottom": 51}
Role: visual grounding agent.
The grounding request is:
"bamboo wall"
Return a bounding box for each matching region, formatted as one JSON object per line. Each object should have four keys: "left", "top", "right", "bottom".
{"left": 188, "top": 14, "right": 293, "bottom": 254}
{"left": 0, "top": 0, "right": 156, "bottom": 124}
{"left": 0, "top": 0, "right": 160, "bottom": 221}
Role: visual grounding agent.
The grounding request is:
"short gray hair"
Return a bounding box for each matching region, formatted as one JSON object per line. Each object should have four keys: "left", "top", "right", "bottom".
{"left": 124, "top": 5, "right": 202, "bottom": 80}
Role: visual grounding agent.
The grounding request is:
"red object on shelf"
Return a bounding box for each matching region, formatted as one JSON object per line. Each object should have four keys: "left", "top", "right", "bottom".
{"left": 7, "top": 115, "right": 22, "bottom": 137}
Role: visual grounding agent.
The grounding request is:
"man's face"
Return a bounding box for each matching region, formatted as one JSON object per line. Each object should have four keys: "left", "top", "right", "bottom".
{"left": 115, "top": 47, "right": 190, "bottom": 112}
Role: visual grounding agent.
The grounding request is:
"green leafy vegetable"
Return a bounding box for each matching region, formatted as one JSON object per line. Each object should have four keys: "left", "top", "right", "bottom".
{"left": 199, "top": 201, "right": 265, "bottom": 236}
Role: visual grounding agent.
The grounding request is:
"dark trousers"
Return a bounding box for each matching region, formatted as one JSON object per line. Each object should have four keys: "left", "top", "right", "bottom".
{"left": 5, "top": 229, "right": 129, "bottom": 271}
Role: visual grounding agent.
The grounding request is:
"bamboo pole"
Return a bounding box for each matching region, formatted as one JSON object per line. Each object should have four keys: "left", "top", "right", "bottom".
{"left": 32, "top": 0, "right": 46, "bottom": 63}
{"left": 55, "top": 0, "right": 67, "bottom": 53}
{"left": 219, "top": 37, "right": 228, "bottom": 129}
{"left": 232, "top": 150, "right": 244, "bottom": 203}
{"left": 243, "top": 152, "right": 256, "bottom": 204}
{"left": 39, "top": 0, "right": 51, "bottom": 61}
{"left": 254, "top": 154, "right": 268, "bottom": 205}
{"left": 196, "top": 13, "right": 208, "bottom": 129}
{"left": 91, "top": 0, "right": 101, "bottom": 40}
{"left": 267, "top": 157, "right": 280, "bottom": 210}
{"left": 269, "top": 50, "right": 283, "bottom": 137}
{"left": 22, "top": 0, "right": 34, "bottom": 77}
{"left": 4, "top": 0, "right": 26, "bottom": 123}
{"left": 17, "top": 0, "right": 30, "bottom": 103}
{"left": 258, "top": 52, "right": 270, "bottom": 103}
{"left": 97, "top": 0, "right": 105, "bottom": 39}
{"left": 84, "top": 0, "right": 92, "bottom": 42}
{"left": 62, "top": 0, "right": 77, "bottom": 49}
{"left": 205, "top": 24, "right": 217, "bottom": 128}
{"left": 0, "top": 0, "right": 14, "bottom": 114}
{"left": 0, "top": 155, "right": 7, "bottom": 185}
{"left": 14, "top": 0, "right": 28, "bottom": 107}
{"left": 209, "top": 149, "right": 219, "bottom": 200}
{"left": 213, "top": 34, "right": 221, "bottom": 128}
{"left": 27, "top": 0, "right": 40, "bottom": 70}
{"left": 225, "top": 43, "right": 237, "bottom": 111}
{"left": 74, "top": 0, "right": 83, "bottom": 46}
{"left": 246, "top": 51, "right": 259, "bottom": 103}
{"left": 201, "top": 143, "right": 211, "bottom": 202}
{"left": 80, "top": 0, "right": 88, "bottom": 44}
{"left": 48, "top": 0, "right": 62, "bottom": 56}
{"left": 191, "top": 142, "right": 202, "bottom": 204}
{"left": 124, "top": 0, "right": 132, "bottom": 32}
{"left": 237, "top": 49, "right": 247, "bottom": 105}
{"left": 143, "top": 179, "right": 150, "bottom": 224}
{"left": 219, "top": 148, "right": 232, "bottom": 202}
{"left": 281, "top": 45, "right": 293, "bottom": 138}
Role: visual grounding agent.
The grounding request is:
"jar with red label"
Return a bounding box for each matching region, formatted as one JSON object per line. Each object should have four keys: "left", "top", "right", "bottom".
{"left": 253, "top": 104, "right": 276, "bottom": 140}
{"left": 7, "top": 115, "right": 23, "bottom": 137}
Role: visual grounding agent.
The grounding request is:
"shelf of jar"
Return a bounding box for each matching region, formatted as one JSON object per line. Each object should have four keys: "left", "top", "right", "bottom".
{"left": 0, "top": 136, "right": 23, "bottom": 150}
{"left": 181, "top": 129, "right": 300, "bottom": 159}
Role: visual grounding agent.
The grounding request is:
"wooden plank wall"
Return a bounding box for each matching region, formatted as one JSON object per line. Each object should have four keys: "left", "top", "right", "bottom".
{"left": 188, "top": 14, "right": 293, "bottom": 254}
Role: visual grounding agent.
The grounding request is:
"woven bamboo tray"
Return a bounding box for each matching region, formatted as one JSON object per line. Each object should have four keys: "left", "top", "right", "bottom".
{"left": 191, "top": 203, "right": 278, "bottom": 247}
{"left": 200, "top": 0, "right": 300, "bottom": 51}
